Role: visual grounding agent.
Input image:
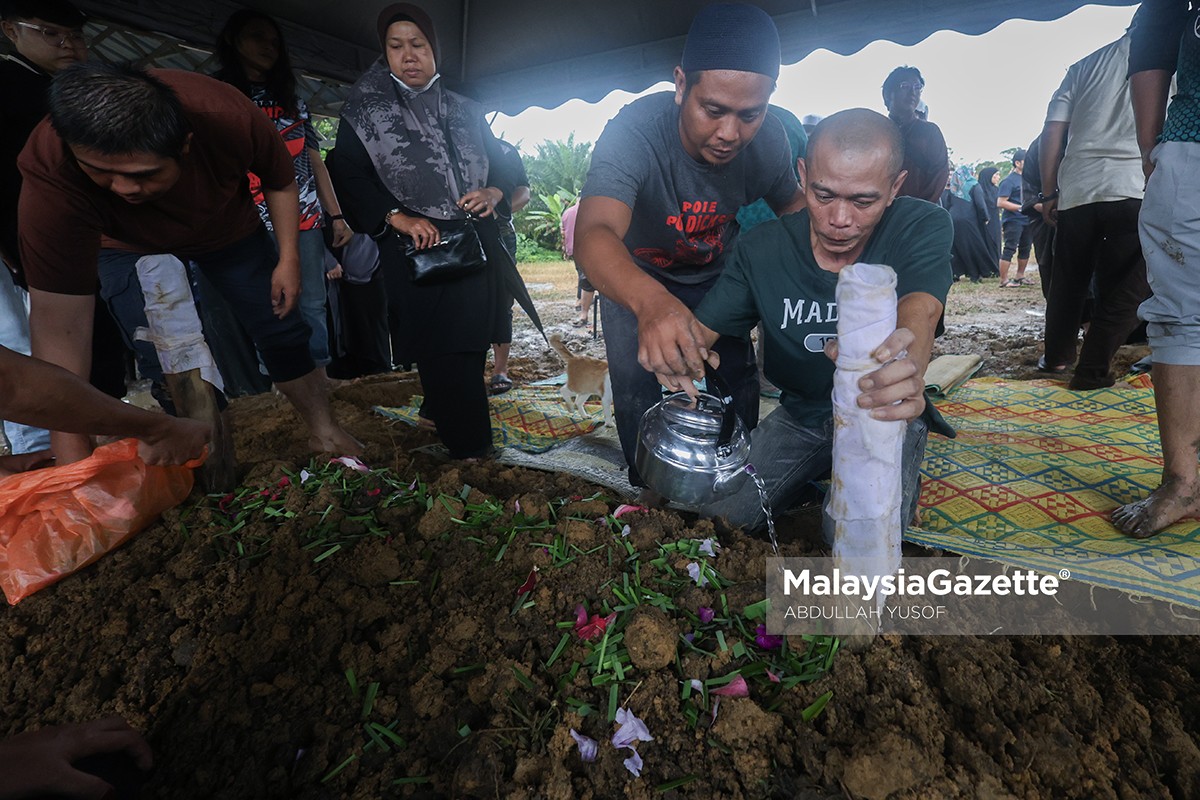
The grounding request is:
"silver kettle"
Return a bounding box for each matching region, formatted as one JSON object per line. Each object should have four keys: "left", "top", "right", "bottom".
{"left": 635, "top": 365, "right": 751, "bottom": 507}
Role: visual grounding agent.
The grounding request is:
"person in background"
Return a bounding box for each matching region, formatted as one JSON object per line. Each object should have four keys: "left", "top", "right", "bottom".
{"left": 1038, "top": 31, "right": 1149, "bottom": 391}
{"left": 1112, "top": 0, "right": 1200, "bottom": 538}
{"left": 996, "top": 148, "right": 1033, "bottom": 287}
{"left": 1019, "top": 138, "right": 1055, "bottom": 299}
{"left": 213, "top": 9, "right": 352, "bottom": 374}
{"left": 488, "top": 138, "right": 530, "bottom": 395}
{"left": 560, "top": 197, "right": 592, "bottom": 328}
{"left": 334, "top": 3, "right": 529, "bottom": 459}
{"left": 321, "top": 206, "right": 391, "bottom": 379}
{"left": 882, "top": 65, "right": 948, "bottom": 204}
{"left": 939, "top": 164, "right": 994, "bottom": 283}
{"left": 0, "top": 0, "right": 131, "bottom": 456}
{"left": 977, "top": 166, "right": 1002, "bottom": 268}
{"left": 800, "top": 113, "right": 823, "bottom": 136}
{"left": 576, "top": 4, "right": 805, "bottom": 495}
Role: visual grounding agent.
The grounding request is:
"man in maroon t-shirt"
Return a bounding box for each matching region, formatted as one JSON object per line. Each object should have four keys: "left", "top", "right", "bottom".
{"left": 19, "top": 62, "right": 360, "bottom": 462}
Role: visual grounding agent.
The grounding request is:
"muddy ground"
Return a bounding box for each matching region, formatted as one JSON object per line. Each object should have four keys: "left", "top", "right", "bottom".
{"left": 3, "top": 262, "right": 1191, "bottom": 800}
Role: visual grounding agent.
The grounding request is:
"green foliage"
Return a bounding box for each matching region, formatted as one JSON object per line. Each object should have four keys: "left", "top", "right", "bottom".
{"left": 520, "top": 189, "right": 575, "bottom": 251}
{"left": 514, "top": 233, "right": 562, "bottom": 263}
{"left": 515, "top": 135, "right": 593, "bottom": 249}
{"left": 524, "top": 133, "right": 593, "bottom": 198}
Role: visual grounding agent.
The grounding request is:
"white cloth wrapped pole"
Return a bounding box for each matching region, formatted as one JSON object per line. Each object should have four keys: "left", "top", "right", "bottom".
{"left": 829, "top": 263, "right": 904, "bottom": 617}
{"left": 132, "top": 254, "right": 224, "bottom": 393}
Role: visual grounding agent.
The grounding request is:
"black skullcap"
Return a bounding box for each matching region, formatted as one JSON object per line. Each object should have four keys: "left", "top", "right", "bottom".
{"left": 1013, "top": 148, "right": 1027, "bottom": 163}
{"left": 680, "top": 3, "right": 780, "bottom": 81}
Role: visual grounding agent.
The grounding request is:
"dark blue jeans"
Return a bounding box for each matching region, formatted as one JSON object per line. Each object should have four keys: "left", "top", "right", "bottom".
{"left": 702, "top": 409, "right": 928, "bottom": 538}
{"left": 97, "top": 229, "right": 314, "bottom": 408}
{"left": 601, "top": 279, "right": 759, "bottom": 487}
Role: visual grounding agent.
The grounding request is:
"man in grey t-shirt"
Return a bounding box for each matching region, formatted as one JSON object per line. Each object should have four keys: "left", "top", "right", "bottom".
{"left": 576, "top": 3, "right": 805, "bottom": 490}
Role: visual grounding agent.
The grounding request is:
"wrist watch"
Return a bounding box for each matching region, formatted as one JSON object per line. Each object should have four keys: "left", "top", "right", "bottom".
{"left": 383, "top": 208, "right": 401, "bottom": 228}
{"left": 1036, "top": 191, "right": 1058, "bottom": 203}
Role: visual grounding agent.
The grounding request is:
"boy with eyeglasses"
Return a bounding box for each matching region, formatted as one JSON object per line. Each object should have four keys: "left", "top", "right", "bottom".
{"left": 0, "top": 0, "right": 90, "bottom": 460}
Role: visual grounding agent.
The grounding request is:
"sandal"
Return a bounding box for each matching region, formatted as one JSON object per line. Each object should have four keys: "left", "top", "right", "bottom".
{"left": 488, "top": 374, "right": 514, "bottom": 395}
{"left": 1000, "top": 280, "right": 1021, "bottom": 288}
{"left": 1036, "top": 355, "right": 1068, "bottom": 375}
{"left": 571, "top": 318, "right": 588, "bottom": 327}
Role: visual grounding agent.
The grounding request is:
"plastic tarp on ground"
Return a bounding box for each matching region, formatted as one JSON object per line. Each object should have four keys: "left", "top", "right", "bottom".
{"left": 72, "top": 0, "right": 1138, "bottom": 116}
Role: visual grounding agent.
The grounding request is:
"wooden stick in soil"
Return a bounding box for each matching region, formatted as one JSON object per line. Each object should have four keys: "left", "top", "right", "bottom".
{"left": 165, "top": 368, "right": 236, "bottom": 492}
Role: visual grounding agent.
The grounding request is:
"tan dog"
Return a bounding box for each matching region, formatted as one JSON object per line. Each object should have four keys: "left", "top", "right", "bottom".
{"left": 548, "top": 334, "right": 614, "bottom": 426}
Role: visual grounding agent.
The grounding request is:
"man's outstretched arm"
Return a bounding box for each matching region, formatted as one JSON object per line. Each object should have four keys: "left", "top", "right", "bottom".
{"left": 0, "top": 343, "right": 209, "bottom": 466}
{"left": 575, "top": 196, "right": 712, "bottom": 379}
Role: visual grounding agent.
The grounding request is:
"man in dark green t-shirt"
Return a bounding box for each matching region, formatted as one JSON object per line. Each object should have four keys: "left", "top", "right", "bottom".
{"left": 658, "top": 109, "right": 953, "bottom": 532}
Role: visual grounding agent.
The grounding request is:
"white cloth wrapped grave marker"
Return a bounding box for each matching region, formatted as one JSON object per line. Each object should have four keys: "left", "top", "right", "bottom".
{"left": 133, "top": 254, "right": 224, "bottom": 392}
{"left": 828, "top": 263, "right": 905, "bottom": 620}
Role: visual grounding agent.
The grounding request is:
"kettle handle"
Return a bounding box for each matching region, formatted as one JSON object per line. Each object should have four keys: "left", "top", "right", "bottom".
{"left": 704, "top": 362, "right": 739, "bottom": 452}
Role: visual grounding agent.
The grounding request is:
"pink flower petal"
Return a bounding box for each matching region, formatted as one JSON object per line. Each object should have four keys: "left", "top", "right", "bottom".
{"left": 766, "top": 669, "right": 781, "bottom": 684}
{"left": 330, "top": 455, "right": 369, "bottom": 473}
{"left": 711, "top": 675, "right": 749, "bottom": 698}
{"left": 614, "top": 504, "right": 646, "bottom": 518}
{"left": 574, "top": 605, "right": 615, "bottom": 640}
{"left": 514, "top": 499, "right": 522, "bottom": 514}
{"left": 755, "top": 624, "right": 783, "bottom": 650}
{"left": 569, "top": 729, "right": 597, "bottom": 763}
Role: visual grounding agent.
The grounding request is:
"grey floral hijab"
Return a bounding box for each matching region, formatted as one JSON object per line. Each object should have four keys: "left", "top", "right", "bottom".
{"left": 341, "top": 60, "right": 489, "bottom": 220}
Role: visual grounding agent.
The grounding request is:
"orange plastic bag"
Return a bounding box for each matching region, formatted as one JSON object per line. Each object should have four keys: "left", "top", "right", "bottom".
{"left": 0, "top": 438, "right": 198, "bottom": 604}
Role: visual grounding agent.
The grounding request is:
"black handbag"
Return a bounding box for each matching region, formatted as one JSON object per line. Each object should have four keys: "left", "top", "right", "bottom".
{"left": 403, "top": 217, "right": 487, "bottom": 285}
{"left": 398, "top": 95, "right": 489, "bottom": 285}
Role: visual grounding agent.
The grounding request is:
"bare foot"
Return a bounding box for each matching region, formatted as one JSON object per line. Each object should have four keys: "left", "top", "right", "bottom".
{"left": 1111, "top": 478, "right": 1200, "bottom": 539}
{"left": 309, "top": 426, "right": 364, "bottom": 458}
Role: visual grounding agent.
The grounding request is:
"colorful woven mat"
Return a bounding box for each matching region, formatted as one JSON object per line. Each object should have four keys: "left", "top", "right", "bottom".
{"left": 910, "top": 374, "right": 1200, "bottom": 609}
{"left": 375, "top": 385, "right": 604, "bottom": 453}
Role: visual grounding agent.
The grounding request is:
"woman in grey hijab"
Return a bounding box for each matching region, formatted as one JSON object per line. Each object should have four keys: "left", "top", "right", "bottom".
{"left": 334, "top": 3, "right": 530, "bottom": 458}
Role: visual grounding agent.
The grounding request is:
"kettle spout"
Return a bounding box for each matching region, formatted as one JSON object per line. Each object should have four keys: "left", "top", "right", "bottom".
{"left": 712, "top": 465, "right": 751, "bottom": 498}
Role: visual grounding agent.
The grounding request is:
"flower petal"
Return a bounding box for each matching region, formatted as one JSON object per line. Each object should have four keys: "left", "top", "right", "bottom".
{"left": 516, "top": 567, "right": 538, "bottom": 596}
{"left": 612, "top": 707, "right": 653, "bottom": 749}
{"left": 299, "top": 469, "right": 312, "bottom": 484}
{"left": 614, "top": 504, "right": 646, "bottom": 518}
{"left": 698, "top": 538, "right": 719, "bottom": 557}
{"left": 621, "top": 524, "right": 632, "bottom": 538}
{"left": 686, "top": 563, "right": 709, "bottom": 588}
{"left": 755, "top": 624, "right": 783, "bottom": 650}
{"left": 569, "top": 729, "right": 597, "bottom": 763}
{"left": 689, "top": 679, "right": 703, "bottom": 693}
{"left": 698, "top": 606, "right": 715, "bottom": 624}
{"left": 766, "top": 669, "right": 781, "bottom": 684}
{"left": 622, "top": 748, "right": 644, "bottom": 777}
{"left": 330, "top": 455, "right": 369, "bottom": 473}
{"left": 711, "top": 675, "right": 749, "bottom": 698}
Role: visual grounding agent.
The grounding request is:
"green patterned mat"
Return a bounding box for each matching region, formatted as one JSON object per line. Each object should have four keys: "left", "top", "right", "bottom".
{"left": 910, "top": 375, "right": 1200, "bottom": 609}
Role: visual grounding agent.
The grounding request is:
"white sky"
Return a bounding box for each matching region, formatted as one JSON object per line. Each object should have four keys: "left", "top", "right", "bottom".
{"left": 493, "top": 3, "right": 1138, "bottom": 166}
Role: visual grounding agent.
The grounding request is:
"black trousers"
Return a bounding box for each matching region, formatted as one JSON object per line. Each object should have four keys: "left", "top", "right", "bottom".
{"left": 1043, "top": 199, "right": 1149, "bottom": 381}
{"left": 417, "top": 350, "right": 492, "bottom": 458}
